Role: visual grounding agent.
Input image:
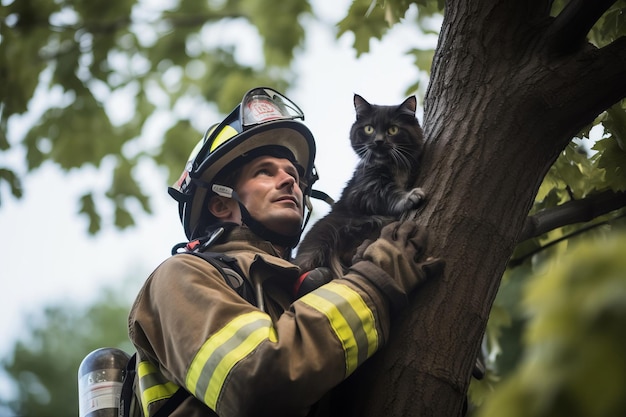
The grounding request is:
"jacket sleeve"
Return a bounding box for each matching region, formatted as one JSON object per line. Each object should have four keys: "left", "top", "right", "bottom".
{"left": 129, "top": 254, "right": 393, "bottom": 417}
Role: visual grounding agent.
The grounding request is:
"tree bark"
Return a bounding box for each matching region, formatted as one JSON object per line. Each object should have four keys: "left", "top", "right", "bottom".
{"left": 340, "top": 2, "right": 626, "bottom": 416}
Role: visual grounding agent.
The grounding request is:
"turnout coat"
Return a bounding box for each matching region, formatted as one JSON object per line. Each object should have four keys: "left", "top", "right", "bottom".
{"left": 128, "top": 226, "right": 397, "bottom": 417}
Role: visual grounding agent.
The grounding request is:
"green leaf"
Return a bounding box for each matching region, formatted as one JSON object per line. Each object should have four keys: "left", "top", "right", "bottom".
{"left": 604, "top": 101, "right": 626, "bottom": 151}
{"left": 0, "top": 127, "right": 8, "bottom": 151}
{"left": 156, "top": 119, "right": 202, "bottom": 184}
{"left": 337, "top": 0, "right": 391, "bottom": 55}
{"left": 74, "top": 0, "right": 133, "bottom": 22}
{"left": 23, "top": 90, "right": 128, "bottom": 171}
{"left": 242, "top": 0, "right": 310, "bottom": 67}
{"left": 534, "top": 168, "right": 567, "bottom": 207}
{"left": 146, "top": 28, "right": 191, "bottom": 69}
{"left": 594, "top": 137, "right": 626, "bottom": 192}
{"left": 553, "top": 142, "right": 599, "bottom": 198}
{"left": 114, "top": 205, "right": 135, "bottom": 228}
{"left": 588, "top": 1, "right": 626, "bottom": 47}
{"left": 534, "top": 140, "right": 607, "bottom": 210}
{"left": 78, "top": 192, "right": 101, "bottom": 234}
{"left": 0, "top": 5, "right": 51, "bottom": 117}
{"left": 0, "top": 168, "right": 23, "bottom": 202}
{"left": 407, "top": 47, "right": 435, "bottom": 74}
{"left": 105, "top": 157, "right": 152, "bottom": 230}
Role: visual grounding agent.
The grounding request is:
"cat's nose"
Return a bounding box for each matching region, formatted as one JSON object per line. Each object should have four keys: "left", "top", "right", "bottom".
{"left": 374, "top": 136, "right": 385, "bottom": 146}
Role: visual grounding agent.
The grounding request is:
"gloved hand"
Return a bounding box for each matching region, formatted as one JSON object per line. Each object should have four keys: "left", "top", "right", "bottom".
{"left": 349, "top": 221, "right": 444, "bottom": 310}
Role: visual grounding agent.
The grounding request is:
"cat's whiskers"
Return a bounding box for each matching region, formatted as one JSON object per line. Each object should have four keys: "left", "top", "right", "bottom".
{"left": 390, "top": 146, "right": 416, "bottom": 173}
{"left": 394, "top": 143, "right": 421, "bottom": 161}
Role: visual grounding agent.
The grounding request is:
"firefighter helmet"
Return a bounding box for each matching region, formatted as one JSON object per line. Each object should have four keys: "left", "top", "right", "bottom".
{"left": 168, "top": 87, "right": 317, "bottom": 241}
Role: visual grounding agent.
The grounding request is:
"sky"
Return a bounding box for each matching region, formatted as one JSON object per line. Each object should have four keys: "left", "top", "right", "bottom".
{"left": 0, "top": 0, "right": 438, "bottom": 401}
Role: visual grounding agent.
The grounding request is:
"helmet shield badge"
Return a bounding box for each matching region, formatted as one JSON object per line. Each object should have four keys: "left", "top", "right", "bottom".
{"left": 241, "top": 88, "right": 304, "bottom": 128}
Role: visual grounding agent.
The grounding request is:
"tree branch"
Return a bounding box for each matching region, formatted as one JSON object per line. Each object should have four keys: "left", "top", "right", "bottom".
{"left": 518, "top": 189, "right": 626, "bottom": 242}
{"left": 548, "top": 0, "right": 617, "bottom": 53}
{"left": 510, "top": 212, "right": 625, "bottom": 267}
{"left": 580, "top": 37, "right": 626, "bottom": 119}
{"left": 536, "top": 36, "right": 626, "bottom": 148}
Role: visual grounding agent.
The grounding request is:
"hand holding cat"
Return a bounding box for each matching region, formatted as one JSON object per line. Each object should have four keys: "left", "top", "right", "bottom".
{"left": 349, "top": 221, "right": 444, "bottom": 312}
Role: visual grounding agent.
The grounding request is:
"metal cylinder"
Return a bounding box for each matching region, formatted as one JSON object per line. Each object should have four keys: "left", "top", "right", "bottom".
{"left": 78, "top": 347, "right": 130, "bottom": 417}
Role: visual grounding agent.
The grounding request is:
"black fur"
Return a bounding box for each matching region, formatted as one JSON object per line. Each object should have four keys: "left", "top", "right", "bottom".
{"left": 296, "top": 94, "right": 425, "bottom": 277}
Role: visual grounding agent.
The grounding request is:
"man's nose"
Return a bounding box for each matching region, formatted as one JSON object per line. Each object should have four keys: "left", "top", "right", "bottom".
{"left": 277, "top": 171, "right": 296, "bottom": 189}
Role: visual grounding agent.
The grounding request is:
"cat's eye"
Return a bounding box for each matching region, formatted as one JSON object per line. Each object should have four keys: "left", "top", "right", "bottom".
{"left": 387, "top": 126, "right": 399, "bottom": 135}
{"left": 363, "top": 125, "right": 375, "bottom": 134}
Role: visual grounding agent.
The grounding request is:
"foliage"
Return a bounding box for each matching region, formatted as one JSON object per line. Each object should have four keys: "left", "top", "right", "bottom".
{"left": 0, "top": 284, "right": 134, "bottom": 417}
{"left": 4, "top": 0, "right": 621, "bottom": 235}
{"left": 0, "top": 0, "right": 309, "bottom": 233}
{"left": 337, "top": 0, "right": 443, "bottom": 96}
{"left": 477, "top": 232, "right": 626, "bottom": 417}
{"left": 469, "top": 97, "right": 626, "bottom": 409}
{"left": 0, "top": 0, "right": 449, "bottom": 236}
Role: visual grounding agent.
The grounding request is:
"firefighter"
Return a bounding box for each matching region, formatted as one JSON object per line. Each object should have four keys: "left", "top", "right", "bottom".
{"left": 128, "top": 87, "right": 443, "bottom": 417}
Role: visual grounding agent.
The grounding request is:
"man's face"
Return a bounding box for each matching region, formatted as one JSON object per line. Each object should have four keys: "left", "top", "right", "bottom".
{"left": 235, "top": 155, "right": 304, "bottom": 237}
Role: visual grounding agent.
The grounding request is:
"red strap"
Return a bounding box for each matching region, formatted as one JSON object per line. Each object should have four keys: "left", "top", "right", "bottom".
{"left": 185, "top": 240, "right": 201, "bottom": 251}
{"left": 293, "top": 271, "right": 310, "bottom": 297}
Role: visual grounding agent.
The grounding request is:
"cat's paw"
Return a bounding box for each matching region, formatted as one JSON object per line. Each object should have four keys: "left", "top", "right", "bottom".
{"left": 407, "top": 187, "right": 426, "bottom": 207}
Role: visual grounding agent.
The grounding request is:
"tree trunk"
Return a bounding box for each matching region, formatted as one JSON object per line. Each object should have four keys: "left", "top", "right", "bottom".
{"left": 339, "top": 2, "right": 626, "bottom": 416}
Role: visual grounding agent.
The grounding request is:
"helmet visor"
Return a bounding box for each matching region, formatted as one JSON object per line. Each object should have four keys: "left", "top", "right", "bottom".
{"left": 241, "top": 87, "right": 305, "bottom": 128}
{"left": 198, "top": 87, "right": 306, "bottom": 160}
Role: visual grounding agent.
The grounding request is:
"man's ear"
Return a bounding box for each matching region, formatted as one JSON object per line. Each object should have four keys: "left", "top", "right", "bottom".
{"left": 208, "top": 195, "right": 235, "bottom": 220}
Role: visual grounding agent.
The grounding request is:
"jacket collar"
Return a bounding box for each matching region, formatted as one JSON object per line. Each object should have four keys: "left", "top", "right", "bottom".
{"left": 210, "top": 226, "right": 298, "bottom": 270}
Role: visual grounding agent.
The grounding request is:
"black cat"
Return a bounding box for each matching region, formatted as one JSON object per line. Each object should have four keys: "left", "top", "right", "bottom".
{"left": 296, "top": 94, "right": 425, "bottom": 278}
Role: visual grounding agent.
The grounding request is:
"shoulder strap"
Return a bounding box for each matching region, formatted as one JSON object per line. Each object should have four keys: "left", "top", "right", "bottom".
{"left": 152, "top": 388, "right": 200, "bottom": 417}
{"left": 184, "top": 251, "right": 257, "bottom": 306}
{"left": 119, "top": 353, "right": 136, "bottom": 417}
{"left": 120, "top": 353, "right": 195, "bottom": 417}
{"left": 120, "top": 353, "right": 211, "bottom": 417}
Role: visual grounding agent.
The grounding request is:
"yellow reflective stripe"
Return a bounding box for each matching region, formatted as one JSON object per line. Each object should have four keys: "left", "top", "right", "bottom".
{"left": 142, "top": 383, "right": 179, "bottom": 416}
{"left": 209, "top": 125, "right": 238, "bottom": 152}
{"left": 299, "top": 282, "right": 379, "bottom": 376}
{"left": 186, "top": 311, "right": 277, "bottom": 409}
{"left": 137, "top": 359, "right": 158, "bottom": 378}
{"left": 137, "top": 360, "right": 179, "bottom": 417}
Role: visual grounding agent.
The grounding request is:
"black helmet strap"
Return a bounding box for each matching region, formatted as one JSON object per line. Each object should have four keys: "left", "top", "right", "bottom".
{"left": 211, "top": 184, "right": 301, "bottom": 249}
{"left": 238, "top": 201, "right": 301, "bottom": 249}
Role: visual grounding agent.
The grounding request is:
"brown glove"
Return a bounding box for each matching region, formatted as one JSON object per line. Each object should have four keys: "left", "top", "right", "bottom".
{"left": 349, "top": 221, "right": 444, "bottom": 311}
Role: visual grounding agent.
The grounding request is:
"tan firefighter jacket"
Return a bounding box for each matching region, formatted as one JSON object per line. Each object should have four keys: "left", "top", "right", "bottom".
{"left": 128, "top": 226, "right": 396, "bottom": 417}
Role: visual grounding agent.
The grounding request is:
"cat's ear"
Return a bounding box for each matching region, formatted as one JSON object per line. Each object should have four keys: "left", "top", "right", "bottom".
{"left": 399, "top": 95, "right": 417, "bottom": 115}
{"left": 353, "top": 94, "right": 371, "bottom": 117}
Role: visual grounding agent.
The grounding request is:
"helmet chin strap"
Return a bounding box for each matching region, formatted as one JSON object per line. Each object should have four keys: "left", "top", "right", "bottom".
{"left": 212, "top": 184, "right": 301, "bottom": 249}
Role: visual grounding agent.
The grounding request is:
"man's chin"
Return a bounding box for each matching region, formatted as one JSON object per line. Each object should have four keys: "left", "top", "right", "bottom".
{"left": 266, "top": 217, "right": 302, "bottom": 237}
